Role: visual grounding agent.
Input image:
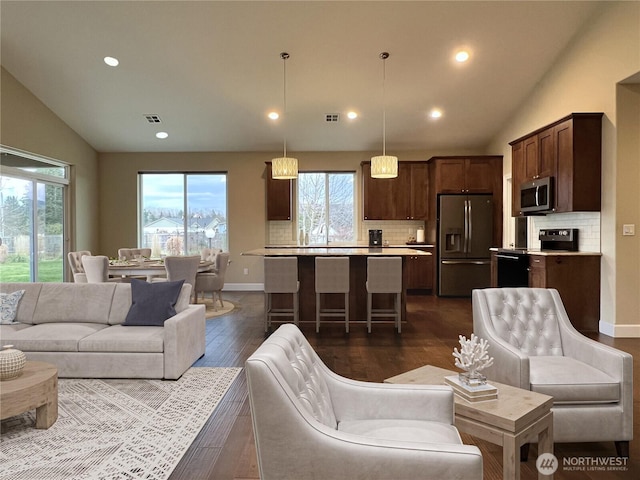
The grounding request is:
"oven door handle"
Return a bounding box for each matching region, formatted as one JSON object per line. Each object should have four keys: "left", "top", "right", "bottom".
{"left": 441, "top": 260, "right": 491, "bottom": 265}
{"left": 495, "top": 254, "right": 524, "bottom": 261}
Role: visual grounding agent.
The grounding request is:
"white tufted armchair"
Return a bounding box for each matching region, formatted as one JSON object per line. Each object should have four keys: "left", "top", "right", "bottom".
{"left": 246, "top": 324, "right": 483, "bottom": 480}
{"left": 472, "top": 287, "right": 632, "bottom": 456}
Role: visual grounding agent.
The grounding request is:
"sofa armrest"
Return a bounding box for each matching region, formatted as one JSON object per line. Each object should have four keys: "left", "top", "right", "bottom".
{"left": 163, "top": 304, "right": 205, "bottom": 379}
{"left": 323, "top": 366, "right": 455, "bottom": 424}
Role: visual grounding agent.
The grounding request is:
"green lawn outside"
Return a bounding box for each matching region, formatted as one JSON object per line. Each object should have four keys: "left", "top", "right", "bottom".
{"left": 0, "top": 259, "right": 64, "bottom": 282}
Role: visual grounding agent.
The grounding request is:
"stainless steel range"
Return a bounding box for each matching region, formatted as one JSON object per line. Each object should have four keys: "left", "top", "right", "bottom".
{"left": 539, "top": 228, "right": 579, "bottom": 251}
{"left": 495, "top": 228, "right": 579, "bottom": 287}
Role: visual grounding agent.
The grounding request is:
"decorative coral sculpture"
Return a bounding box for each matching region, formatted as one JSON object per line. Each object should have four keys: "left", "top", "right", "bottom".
{"left": 453, "top": 333, "right": 494, "bottom": 386}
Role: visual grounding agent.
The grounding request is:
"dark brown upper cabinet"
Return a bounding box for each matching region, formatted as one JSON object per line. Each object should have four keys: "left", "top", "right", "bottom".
{"left": 265, "top": 162, "right": 292, "bottom": 221}
{"left": 510, "top": 113, "right": 602, "bottom": 216}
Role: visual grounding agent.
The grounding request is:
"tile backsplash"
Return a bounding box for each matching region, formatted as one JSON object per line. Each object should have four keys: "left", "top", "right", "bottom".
{"left": 360, "top": 220, "right": 426, "bottom": 245}
{"left": 267, "top": 220, "right": 426, "bottom": 245}
{"left": 528, "top": 212, "right": 600, "bottom": 252}
{"left": 270, "top": 213, "right": 600, "bottom": 251}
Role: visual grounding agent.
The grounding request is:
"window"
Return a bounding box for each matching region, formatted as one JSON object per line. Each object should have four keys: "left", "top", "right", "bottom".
{"left": 0, "top": 148, "right": 68, "bottom": 282}
{"left": 297, "top": 172, "right": 355, "bottom": 245}
{"left": 139, "top": 173, "right": 227, "bottom": 255}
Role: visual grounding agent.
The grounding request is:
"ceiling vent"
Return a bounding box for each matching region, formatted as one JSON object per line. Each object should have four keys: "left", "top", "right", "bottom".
{"left": 325, "top": 113, "right": 340, "bottom": 123}
{"left": 144, "top": 114, "right": 162, "bottom": 124}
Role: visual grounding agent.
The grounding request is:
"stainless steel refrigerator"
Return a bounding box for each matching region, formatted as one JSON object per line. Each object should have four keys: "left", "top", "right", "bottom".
{"left": 438, "top": 194, "right": 493, "bottom": 296}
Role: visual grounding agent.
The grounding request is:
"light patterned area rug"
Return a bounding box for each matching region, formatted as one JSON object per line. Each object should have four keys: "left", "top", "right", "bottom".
{"left": 204, "top": 299, "right": 236, "bottom": 318}
{"left": 0, "top": 367, "right": 241, "bottom": 480}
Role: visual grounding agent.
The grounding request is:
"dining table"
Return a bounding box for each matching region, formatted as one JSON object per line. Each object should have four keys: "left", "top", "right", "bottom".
{"left": 107, "top": 259, "right": 215, "bottom": 282}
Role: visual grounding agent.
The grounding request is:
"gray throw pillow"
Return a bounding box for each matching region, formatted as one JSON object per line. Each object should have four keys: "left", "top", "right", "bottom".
{"left": 123, "top": 279, "right": 185, "bottom": 326}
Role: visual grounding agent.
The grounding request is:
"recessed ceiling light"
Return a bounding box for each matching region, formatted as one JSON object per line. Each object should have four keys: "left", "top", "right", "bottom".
{"left": 268, "top": 112, "right": 279, "bottom": 120}
{"left": 156, "top": 132, "right": 169, "bottom": 139}
{"left": 347, "top": 111, "right": 358, "bottom": 120}
{"left": 455, "top": 50, "right": 470, "bottom": 63}
{"left": 104, "top": 56, "right": 119, "bottom": 67}
{"left": 430, "top": 108, "right": 443, "bottom": 119}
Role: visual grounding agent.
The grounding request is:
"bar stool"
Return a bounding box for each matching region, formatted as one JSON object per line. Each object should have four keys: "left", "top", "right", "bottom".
{"left": 263, "top": 256, "right": 299, "bottom": 332}
{"left": 366, "top": 257, "right": 402, "bottom": 333}
{"left": 315, "top": 257, "right": 350, "bottom": 333}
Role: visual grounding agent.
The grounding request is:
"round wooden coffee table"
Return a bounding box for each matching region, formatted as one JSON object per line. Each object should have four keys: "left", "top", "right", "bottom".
{"left": 0, "top": 361, "right": 58, "bottom": 428}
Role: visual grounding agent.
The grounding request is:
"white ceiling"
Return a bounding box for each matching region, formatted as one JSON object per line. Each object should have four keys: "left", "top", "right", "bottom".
{"left": 1, "top": 1, "right": 603, "bottom": 154}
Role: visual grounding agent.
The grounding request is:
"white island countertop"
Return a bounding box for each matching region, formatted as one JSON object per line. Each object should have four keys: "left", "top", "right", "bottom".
{"left": 243, "top": 247, "right": 432, "bottom": 256}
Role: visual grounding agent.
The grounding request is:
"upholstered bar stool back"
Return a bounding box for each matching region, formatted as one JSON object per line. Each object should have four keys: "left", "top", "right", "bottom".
{"left": 263, "top": 256, "right": 299, "bottom": 332}
{"left": 315, "top": 257, "right": 350, "bottom": 333}
{"left": 366, "top": 257, "right": 402, "bottom": 333}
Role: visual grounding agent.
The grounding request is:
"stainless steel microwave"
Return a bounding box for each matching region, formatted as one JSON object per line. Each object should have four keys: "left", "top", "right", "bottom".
{"left": 520, "top": 176, "right": 554, "bottom": 214}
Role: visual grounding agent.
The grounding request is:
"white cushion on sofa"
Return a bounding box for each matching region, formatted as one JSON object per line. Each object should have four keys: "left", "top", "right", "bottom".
{"left": 8, "top": 323, "right": 108, "bottom": 352}
{"left": 79, "top": 325, "right": 164, "bottom": 353}
{"left": 33, "top": 283, "right": 117, "bottom": 324}
{"left": 0, "top": 323, "right": 34, "bottom": 339}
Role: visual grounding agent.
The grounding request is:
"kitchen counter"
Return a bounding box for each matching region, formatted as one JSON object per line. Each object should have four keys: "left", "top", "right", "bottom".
{"left": 243, "top": 247, "right": 433, "bottom": 328}
{"left": 245, "top": 247, "right": 432, "bottom": 256}
{"left": 491, "top": 247, "right": 601, "bottom": 256}
{"left": 264, "top": 243, "right": 434, "bottom": 249}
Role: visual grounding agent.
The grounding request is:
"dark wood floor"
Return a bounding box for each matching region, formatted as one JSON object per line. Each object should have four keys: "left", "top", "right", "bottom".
{"left": 170, "top": 291, "right": 639, "bottom": 480}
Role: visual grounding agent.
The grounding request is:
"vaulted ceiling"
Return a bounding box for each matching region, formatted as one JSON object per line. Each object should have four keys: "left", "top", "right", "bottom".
{"left": 1, "top": 1, "right": 603, "bottom": 153}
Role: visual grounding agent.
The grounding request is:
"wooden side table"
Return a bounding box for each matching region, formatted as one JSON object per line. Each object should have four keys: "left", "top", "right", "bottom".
{"left": 0, "top": 360, "right": 58, "bottom": 428}
{"left": 385, "top": 365, "right": 554, "bottom": 480}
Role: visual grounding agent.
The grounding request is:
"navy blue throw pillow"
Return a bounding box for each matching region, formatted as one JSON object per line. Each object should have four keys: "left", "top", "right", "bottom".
{"left": 123, "top": 278, "right": 185, "bottom": 326}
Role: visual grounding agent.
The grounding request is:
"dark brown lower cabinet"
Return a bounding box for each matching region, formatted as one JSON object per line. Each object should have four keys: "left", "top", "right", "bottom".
{"left": 529, "top": 254, "right": 601, "bottom": 332}
{"left": 404, "top": 253, "right": 433, "bottom": 291}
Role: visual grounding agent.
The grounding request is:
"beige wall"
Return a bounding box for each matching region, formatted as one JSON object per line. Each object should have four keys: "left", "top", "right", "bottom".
{"left": 1, "top": 67, "right": 100, "bottom": 255}
{"left": 615, "top": 83, "right": 640, "bottom": 333}
{"left": 487, "top": 1, "right": 640, "bottom": 335}
{"left": 98, "top": 148, "right": 479, "bottom": 286}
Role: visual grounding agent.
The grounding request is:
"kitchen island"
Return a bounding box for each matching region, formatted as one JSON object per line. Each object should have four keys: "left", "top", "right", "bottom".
{"left": 243, "top": 247, "right": 432, "bottom": 330}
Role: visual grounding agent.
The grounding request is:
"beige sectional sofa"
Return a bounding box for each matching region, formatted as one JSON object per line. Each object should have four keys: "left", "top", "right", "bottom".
{"left": 0, "top": 282, "right": 205, "bottom": 379}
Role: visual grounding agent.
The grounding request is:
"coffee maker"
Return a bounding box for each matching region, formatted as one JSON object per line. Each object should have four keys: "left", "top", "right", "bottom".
{"left": 369, "top": 229, "right": 383, "bottom": 247}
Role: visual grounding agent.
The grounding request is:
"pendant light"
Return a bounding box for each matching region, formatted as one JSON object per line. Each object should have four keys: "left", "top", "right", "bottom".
{"left": 371, "top": 52, "right": 398, "bottom": 179}
{"left": 272, "top": 52, "right": 298, "bottom": 180}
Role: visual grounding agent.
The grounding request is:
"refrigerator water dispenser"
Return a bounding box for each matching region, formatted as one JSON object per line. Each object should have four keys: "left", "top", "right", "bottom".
{"left": 443, "top": 229, "right": 463, "bottom": 253}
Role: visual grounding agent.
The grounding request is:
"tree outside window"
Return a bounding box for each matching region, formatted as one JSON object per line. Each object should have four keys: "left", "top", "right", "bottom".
{"left": 298, "top": 172, "right": 355, "bottom": 245}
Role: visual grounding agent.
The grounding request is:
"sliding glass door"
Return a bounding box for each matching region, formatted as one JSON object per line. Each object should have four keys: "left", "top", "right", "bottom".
{"left": 0, "top": 149, "right": 68, "bottom": 282}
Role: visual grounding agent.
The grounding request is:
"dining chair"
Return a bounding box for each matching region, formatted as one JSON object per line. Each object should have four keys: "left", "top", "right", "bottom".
{"left": 118, "top": 247, "right": 152, "bottom": 260}
{"left": 153, "top": 255, "right": 201, "bottom": 302}
{"left": 200, "top": 247, "right": 222, "bottom": 264}
{"left": 81, "top": 255, "right": 122, "bottom": 283}
{"left": 68, "top": 250, "right": 91, "bottom": 283}
{"left": 194, "top": 252, "right": 230, "bottom": 307}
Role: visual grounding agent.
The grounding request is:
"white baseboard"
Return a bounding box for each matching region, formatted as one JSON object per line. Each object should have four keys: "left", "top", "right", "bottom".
{"left": 223, "top": 283, "right": 263, "bottom": 291}
{"left": 599, "top": 320, "right": 640, "bottom": 338}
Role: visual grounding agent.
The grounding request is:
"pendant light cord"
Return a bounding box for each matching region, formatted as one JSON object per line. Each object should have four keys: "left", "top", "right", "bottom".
{"left": 380, "top": 52, "right": 389, "bottom": 156}
{"left": 281, "top": 52, "right": 289, "bottom": 158}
